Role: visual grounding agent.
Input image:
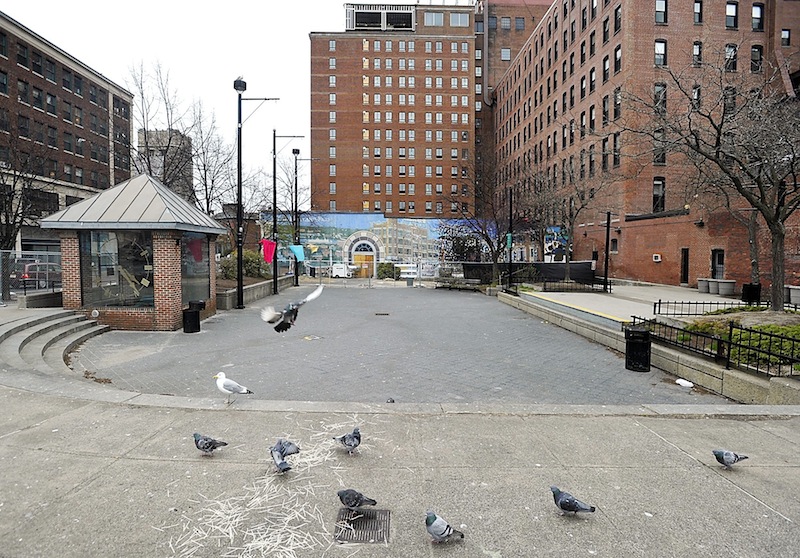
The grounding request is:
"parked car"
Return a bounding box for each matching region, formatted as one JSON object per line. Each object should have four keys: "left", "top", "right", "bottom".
{"left": 12, "top": 262, "right": 62, "bottom": 289}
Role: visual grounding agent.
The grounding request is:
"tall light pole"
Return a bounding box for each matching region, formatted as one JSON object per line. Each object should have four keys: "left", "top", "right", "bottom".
{"left": 271, "top": 131, "right": 304, "bottom": 295}
{"left": 292, "top": 148, "right": 300, "bottom": 287}
{"left": 233, "top": 78, "right": 278, "bottom": 308}
{"left": 234, "top": 78, "right": 246, "bottom": 309}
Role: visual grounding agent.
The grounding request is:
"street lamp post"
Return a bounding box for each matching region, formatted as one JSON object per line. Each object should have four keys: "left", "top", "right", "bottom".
{"left": 271, "top": 131, "right": 304, "bottom": 295}
{"left": 292, "top": 148, "right": 300, "bottom": 287}
{"left": 234, "top": 78, "right": 246, "bottom": 309}
{"left": 233, "top": 78, "right": 278, "bottom": 308}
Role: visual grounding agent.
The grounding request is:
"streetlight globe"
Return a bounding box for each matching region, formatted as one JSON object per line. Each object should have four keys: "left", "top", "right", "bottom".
{"left": 234, "top": 78, "right": 247, "bottom": 93}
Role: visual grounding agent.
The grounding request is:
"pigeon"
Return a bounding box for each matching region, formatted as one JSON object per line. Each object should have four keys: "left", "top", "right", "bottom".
{"left": 270, "top": 438, "right": 301, "bottom": 473}
{"left": 712, "top": 449, "right": 749, "bottom": 469}
{"left": 333, "top": 427, "right": 361, "bottom": 455}
{"left": 193, "top": 433, "right": 228, "bottom": 455}
{"left": 337, "top": 489, "right": 377, "bottom": 510}
{"left": 213, "top": 372, "right": 253, "bottom": 404}
{"left": 550, "top": 486, "right": 596, "bottom": 515}
{"left": 425, "top": 510, "right": 464, "bottom": 543}
{"left": 261, "top": 285, "right": 324, "bottom": 332}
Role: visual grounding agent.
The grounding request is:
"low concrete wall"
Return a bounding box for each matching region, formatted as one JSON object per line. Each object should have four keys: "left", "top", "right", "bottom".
{"left": 216, "top": 276, "right": 295, "bottom": 310}
{"left": 16, "top": 291, "right": 63, "bottom": 308}
{"left": 498, "top": 292, "right": 800, "bottom": 405}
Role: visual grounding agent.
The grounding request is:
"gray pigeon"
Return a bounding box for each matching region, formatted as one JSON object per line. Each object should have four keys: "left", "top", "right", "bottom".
{"left": 270, "top": 438, "right": 300, "bottom": 472}
{"left": 550, "top": 486, "right": 596, "bottom": 515}
{"left": 333, "top": 427, "right": 361, "bottom": 455}
{"left": 337, "top": 489, "right": 377, "bottom": 510}
{"left": 425, "top": 510, "right": 464, "bottom": 543}
{"left": 193, "top": 433, "right": 228, "bottom": 455}
{"left": 712, "top": 449, "right": 749, "bottom": 469}
{"left": 261, "top": 285, "right": 324, "bottom": 332}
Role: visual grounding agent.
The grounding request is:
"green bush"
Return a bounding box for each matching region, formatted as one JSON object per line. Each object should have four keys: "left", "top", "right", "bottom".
{"left": 377, "top": 262, "right": 401, "bottom": 280}
{"left": 219, "top": 257, "right": 236, "bottom": 280}
{"left": 220, "top": 250, "right": 271, "bottom": 280}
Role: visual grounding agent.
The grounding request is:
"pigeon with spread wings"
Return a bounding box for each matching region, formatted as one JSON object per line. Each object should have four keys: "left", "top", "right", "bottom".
{"left": 260, "top": 285, "right": 324, "bottom": 332}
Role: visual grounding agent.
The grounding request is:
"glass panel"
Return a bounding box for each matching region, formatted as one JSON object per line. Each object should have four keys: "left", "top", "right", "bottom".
{"left": 181, "top": 233, "right": 210, "bottom": 305}
{"left": 80, "top": 231, "right": 154, "bottom": 307}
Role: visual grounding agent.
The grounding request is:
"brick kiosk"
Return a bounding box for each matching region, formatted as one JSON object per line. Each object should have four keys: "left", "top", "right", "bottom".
{"left": 41, "top": 174, "right": 226, "bottom": 331}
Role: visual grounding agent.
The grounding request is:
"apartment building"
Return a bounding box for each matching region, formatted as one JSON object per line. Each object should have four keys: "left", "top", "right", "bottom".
{"left": 0, "top": 10, "right": 132, "bottom": 251}
{"left": 494, "top": 0, "right": 800, "bottom": 287}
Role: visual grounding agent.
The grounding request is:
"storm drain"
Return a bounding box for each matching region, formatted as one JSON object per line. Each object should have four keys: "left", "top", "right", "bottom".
{"left": 334, "top": 508, "right": 390, "bottom": 543}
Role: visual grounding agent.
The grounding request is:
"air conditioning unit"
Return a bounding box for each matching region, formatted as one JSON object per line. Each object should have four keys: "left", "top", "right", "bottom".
{"left": 652, "top": 254, "right": 662, "bottom": 263}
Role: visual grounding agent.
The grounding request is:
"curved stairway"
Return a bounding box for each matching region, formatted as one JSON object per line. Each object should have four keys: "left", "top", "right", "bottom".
{"left": 0, "top": 309, "right": 110, "bottom": 378}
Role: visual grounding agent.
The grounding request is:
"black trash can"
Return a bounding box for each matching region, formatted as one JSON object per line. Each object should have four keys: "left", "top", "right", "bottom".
{"left": 741, "top": 283, "right": 762, "bottom": 305}
{"left": 625, "top": 326, "right": 651, "bottom": 372}
{"left": 189, "top": 300, "right": 206, "bottom": 311}
{"left": 183, "top": 301, "right": 204, "bottom": 333}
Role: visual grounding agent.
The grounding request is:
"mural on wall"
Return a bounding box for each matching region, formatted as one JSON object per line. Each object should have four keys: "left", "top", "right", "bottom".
{"left": 544, "top": 226, "right": 570, "bottom": 263}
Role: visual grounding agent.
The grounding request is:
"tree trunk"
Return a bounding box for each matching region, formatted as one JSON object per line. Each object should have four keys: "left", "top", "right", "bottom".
{"left": 769, "top": 224, "right": 785, "bottom": 311}
{"left": 747, "top": 210, "right": 760, "bottom": 285}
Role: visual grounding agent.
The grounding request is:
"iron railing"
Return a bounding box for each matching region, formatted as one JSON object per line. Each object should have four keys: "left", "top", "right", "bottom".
{"left": 543, "top": 279, "right": 610, "bottom": 293}
{"left": 653, "top": 299, "right": 799, "bottom": 315}
{"left": 631, "top": 316, "right": 800, "bottom": 376}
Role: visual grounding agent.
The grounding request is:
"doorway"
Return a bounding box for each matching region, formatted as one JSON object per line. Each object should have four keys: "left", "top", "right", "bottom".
{"left": 353, "top": 242, "right": 375, "bottom": 278}
{"left": 711, "top": 249, "right": 724, "bottom": 279}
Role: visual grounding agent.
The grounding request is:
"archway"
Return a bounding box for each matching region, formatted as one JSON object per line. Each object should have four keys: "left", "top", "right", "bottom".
{"left": 352, "top": 241, "right": 375, "bottom": 278}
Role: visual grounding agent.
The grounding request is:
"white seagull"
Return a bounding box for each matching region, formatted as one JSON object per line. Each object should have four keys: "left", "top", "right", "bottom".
{"left": 213, "top": 372, "right": 253, "bottom": 404}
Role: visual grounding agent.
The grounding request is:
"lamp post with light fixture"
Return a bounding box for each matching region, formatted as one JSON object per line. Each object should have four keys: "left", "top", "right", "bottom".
{"left": 271, "top": 131, "right": 304, "bottom": 295}
{"left": 233, "top": 77, "right": 278, "bottom": 308}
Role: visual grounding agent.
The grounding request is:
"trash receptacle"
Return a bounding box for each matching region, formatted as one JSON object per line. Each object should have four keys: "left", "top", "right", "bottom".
{"left": 310, "top": 266, "right": 316, "bottom": 278}
{"left": 406, "top": 278, "right": 414, "bottom": 287}
{"left": 183, "top": 301, "right": 204, "bottom": 333}
{"left": 189, "top": 300, "right": 206, "bottom": 311}
{"left": 741, "top": 283, "right": 761, "bottom": 305}
{"left": 625, "top": 326, "right": 651, "bottom": 372}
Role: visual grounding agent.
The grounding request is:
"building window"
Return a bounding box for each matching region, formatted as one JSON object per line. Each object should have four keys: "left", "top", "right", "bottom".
{"left": 501, "top": 17, "right": 511, "bottom": 30}
{"left": 17, "top": 80, "right": 29, "bottom": 104}
{"left": 655, "top": 0, "right": 667, "bottom": 24}
{"left": 694, "top": 1, "right": 703, "bottom": 24}
{"left": 603, "top": 56, "right": 610, "bottom": 81}
{"left": 17, "top": 43, "right": 28, "bottom": 67}
{"left": 46, "top": 93, "right": 56, "bottom": 115}
{"left": 692, "top": 85, "right": 702, "bottom": 109}
{"left": 614, "top": 45, "right": 622, "bottom": 72}
{"left": 501, "top": 48, "right": 511, "bottom": 61}
{"left": 751, "top": 45, "right": 763, "bottom": 73}
{"left": 329, "top": 76, "right": 336, "bottom": 87}
{"left": 614, "top": 5, "right": 622, "bottom": 34}
{"left": 602, "top": 95, "right": 609, "bottom": 125}
{"left": 329, "top": 39, "right": 336, "bottom": 51}
{"left": 329, "top": 93, "right": 336, "bottom": 105}
{"left": 613, "top": 88, "right": 621, "bottom": 120}
{"left": 653, "top": 177, "right": 666, "bottom": 213}
{"left": 329, "top": 200, "right": 336, "bottom": 211}
{"left": 329, "top": 164, "right": 336, "bottom": 176}
{"left": 44, "top": 59, "right": 56, "bottom": 82}
{"left": 726, "top": 2, "right": 738, "bottom": 29}
{"left": 613, "top": 132, "right": 621, "bottom": 166}
{"left": 0, "top": 32, "right": 6, "bottom": 57}
{"left": 781, "top": 29, "right": 791, "bottom": 47}
{"left": 424, "top": 12, "right": 443, "bottom": 26}
{"left": 654, "top": 129, "right": 666, "bottom": 165}
{"left": 654, "top": 82, "right": 667, "bottom": 114}
{"left": 654, "top": 40, "right": 667, "bottom": 66}
{"left": 752, "top": 4, "right": 763, "bottom": 31}
{"left": 693, "top": 41, "right": 703, "bottom": 65}
{"left": 515, "top": 17, "right": 525, "bottom": 31}
{"left": 725, "top": 44, "right": 738, "bottom": 72}
{"left": 450, "top": 13, "right": 469, "bottom": 27}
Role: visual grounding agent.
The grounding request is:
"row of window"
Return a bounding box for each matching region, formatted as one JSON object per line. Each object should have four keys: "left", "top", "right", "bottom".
{"left": 345, "top": 145, "right": 470, "bottom": 161}
{"left": 353, "top": 75, "right": 473, "bottom": 90}
{"left": 423, "top": 11, "right": 470, "bottom": 28}
{"left": 655, "top": 39, "right": 766, "bottom": 73}
{"left": 324, "top": 198, "right": 468, "bottom": 214}
{"left": 348, "top": 38, "right": 472, "bottom": 54}
{"left": 357, "top": 93, "right": 475, "bottom": 107}
{"left": 0, "top": 144, "right": 109, "bottom": 187}
{"left": 326, "top": 162, "right": 469, "bottom": 180}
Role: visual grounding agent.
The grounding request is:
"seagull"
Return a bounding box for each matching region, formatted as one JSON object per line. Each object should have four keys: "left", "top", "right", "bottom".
{"left": 270, "top": 438, "right": 301, "bottom": 473}
{"left": 550, "top": 486, "right": 596, "bottom": 515}
{"left": 712, "top": 449, "right": 749, "bottom": 470}
{"left": 333, "top": 427, "right": 361, "bottom": 455}
{"left": 425, "top": 510, "right": 464, "bottom": 543}
{"left": 260, "top": 285, "right": 324, "bottom": 332}
{"left": 212, "top": 372, "right": 253, "bottom": 404}
{"left": 337, "top": 489, "right": 377, "bottom": 511}
{"left": 193, "top": 433, "right": 228, "bottom": 456}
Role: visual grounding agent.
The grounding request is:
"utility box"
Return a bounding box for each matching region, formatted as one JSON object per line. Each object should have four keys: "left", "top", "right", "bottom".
{"left": 625, "top": 326, "right": 651, "bottom": 372}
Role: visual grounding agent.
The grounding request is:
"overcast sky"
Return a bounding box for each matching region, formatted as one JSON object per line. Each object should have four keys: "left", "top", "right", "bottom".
{"left": 4, "top": 1, "right": 360, "bottom": 181}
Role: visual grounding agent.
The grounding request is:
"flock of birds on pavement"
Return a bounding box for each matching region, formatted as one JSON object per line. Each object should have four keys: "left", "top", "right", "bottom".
{"left": 194, "top": 284, "right": 751, "bottom": 545}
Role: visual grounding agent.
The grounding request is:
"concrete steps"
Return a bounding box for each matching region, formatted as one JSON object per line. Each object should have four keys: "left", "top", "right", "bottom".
{"left": 0, "top": 309, "right": 109, "bottom": 377}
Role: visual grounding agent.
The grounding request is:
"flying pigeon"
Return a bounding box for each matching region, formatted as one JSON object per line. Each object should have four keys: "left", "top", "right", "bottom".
{"left": 550, "top": 486, "right": 596, "bottom": 515}
{"left": 712, "top": 449, "right": 749, "bottom": 470}
{"left": 261, "top": 285, "right": 324, "bottom": 332}
{"left": 337, "top": 489, "right": 377, "bottom": 510}
{"left": 213, "top": 372, "right": 253, "bottom": 404}
{"left": 425, "top": 510, "right": 464, "bottom": 543}
{"left": 193, "top": 433, "right": 228, "bottom": 456}
{"left": 270, "top": 438, "right": 301, "bottom": 473}
{"left": 333, "top": 427, "right": 361, "bottom": 455}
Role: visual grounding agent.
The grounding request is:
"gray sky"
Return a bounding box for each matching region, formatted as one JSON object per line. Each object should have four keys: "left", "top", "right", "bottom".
{"left": 4, "top": 0, "right": 354, "bottom": 182}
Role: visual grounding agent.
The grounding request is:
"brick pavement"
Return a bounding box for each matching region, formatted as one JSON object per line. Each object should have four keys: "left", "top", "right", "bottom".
{"left": 71, "top": 284, "right": 732, "bottom": 406}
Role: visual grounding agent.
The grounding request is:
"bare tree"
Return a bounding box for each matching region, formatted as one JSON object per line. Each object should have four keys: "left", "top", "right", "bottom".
{"left": 191, "top": 102, "right": 235, "bottom": 215}
{"left": 621, "top": 48, "right": 800, "bottom": 309}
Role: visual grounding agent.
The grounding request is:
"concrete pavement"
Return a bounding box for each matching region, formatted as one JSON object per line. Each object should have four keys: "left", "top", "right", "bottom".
{"left": 1, "top": 279, "right": 799, "bottom": 557}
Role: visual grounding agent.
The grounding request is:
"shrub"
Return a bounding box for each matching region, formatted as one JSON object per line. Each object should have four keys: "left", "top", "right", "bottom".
{"left": 220, "top": 250, "right": 271, "bottom": 280}
{"left": 377, "top": 262, "right": 401, "bottom": 280}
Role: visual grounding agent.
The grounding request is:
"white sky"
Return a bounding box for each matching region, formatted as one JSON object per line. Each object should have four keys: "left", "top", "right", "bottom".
{"left": 3, "top": 0, "right": 356, "bottom": 183}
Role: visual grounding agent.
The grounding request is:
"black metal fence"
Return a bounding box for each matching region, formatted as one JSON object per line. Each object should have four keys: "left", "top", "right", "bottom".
{"left": 653, "top": 299, "right": 800, "bottom": 315}
{"left": 542, "top": 279, "right": 610, "bottom": 292}
{"left": 631, "top": 316, "right": 800, "bottom": 376}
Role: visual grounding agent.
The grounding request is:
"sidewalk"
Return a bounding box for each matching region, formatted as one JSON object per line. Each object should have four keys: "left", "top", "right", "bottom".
{"left": 1, "top": 281, "right": 799, "bottom": 557}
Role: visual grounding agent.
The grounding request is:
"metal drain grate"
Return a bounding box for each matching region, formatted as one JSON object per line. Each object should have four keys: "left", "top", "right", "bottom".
{"left": 334, "top": 508, "right": 390, "bottom": 543}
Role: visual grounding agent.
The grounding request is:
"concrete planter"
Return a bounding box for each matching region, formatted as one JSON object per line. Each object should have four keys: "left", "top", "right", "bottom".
{"left": 697, "top": 278, "right": 710, "bottom": 293}
{"left": 717, "top": 279, "right": 736, "bottom": 296}
{"left": 707, "top": 279, "right": 719, "bottom": 294}
{"left": 788, "top": 285, "right": 800, "bottom": 305}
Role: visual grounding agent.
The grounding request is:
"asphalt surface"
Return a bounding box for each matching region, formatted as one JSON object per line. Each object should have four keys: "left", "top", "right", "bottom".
{"left": 69, "top": 282, "right": 730, "bottom": 406}
{"left": 1, "top": 279, "right": 799, "bottom": 557}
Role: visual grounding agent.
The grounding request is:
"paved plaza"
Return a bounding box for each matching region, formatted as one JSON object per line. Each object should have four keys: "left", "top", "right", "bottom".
{"left": 70, "top": 284, "right": 730, "bottom": 406}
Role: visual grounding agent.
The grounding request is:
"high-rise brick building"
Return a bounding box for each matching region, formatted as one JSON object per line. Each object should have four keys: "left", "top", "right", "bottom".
{"left": 0, "top": 10, "right": 132, "bottom": 252}
{"left": 493, "top": 0, "right": 800, "bottom": 289}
